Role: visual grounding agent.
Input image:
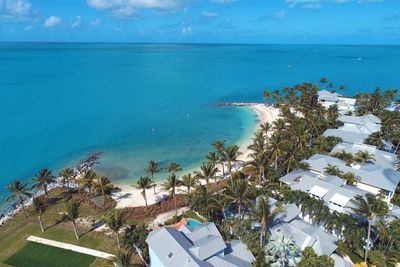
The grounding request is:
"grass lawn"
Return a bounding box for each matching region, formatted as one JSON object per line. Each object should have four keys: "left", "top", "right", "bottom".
{"left": 4, "top": 242, "right": 96, "bottom": 267}
{"left": 0, "top": 189, "right": 124, "bottom": 266}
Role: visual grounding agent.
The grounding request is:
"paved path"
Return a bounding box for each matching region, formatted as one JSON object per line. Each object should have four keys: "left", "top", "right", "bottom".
{"left": 27, "top": 235, "right": 115, "bottom": 259}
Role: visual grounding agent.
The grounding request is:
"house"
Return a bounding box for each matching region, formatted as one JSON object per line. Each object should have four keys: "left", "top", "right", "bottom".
{"left": 337, "top": 114, "right": 381, "bottom": 135}
{"left": 331, "top": 142, "right": 397, "bottom": 169}
{"left": 280, "top": 170, "right": 368, "bottom": 214}
{"left": 146, "top": 222, "right": 255, "bottom": 267}
{"left": 318, "top": 90, "right": 356, "bottom": 113}
{"left": 302, "top": 154, "right": 400, "bottom": 204}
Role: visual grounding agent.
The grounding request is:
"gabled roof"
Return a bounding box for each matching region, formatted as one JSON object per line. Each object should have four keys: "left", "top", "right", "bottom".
{"left": 323, "top": 129, "right": 368, "bottom": 144}
{"left": 225, "top": 240, "right": 256, "bottom": 264}
{"left": 190, "top": 235, "right": 227, "bottom": 261}
{"left": 338, "top": 114, "right": 381, "bottom": 125}
{"left": 318, "top": 90, "right": 340, "bottom": 102}
{"left": 303, "top": 154, "right": 400, "bottom": 192}
{"left": 146, "top": 227, "right": 207, "bottom": 267}
{"left": 331, "top": 142, "right": 397, "bottom": 169}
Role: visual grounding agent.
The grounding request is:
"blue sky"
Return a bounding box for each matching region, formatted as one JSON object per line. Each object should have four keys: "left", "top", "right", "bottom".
{"left": 1, "top": 0, "right": 400, "bottom": 44}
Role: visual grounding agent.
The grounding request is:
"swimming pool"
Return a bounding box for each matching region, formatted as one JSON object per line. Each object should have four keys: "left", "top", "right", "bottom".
{"left": 186, "top": 218, "right": 201, "bottom": 227}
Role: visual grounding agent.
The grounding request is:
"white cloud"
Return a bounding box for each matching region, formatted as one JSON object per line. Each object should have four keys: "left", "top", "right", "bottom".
{"left": 71, "top": 15, "right": 81, "bottom": 27}
{"left": 202, "top": 11, "right": 219, "bottom": 17}
{"left": 0, "top": 0, "right": 32, "bottom": 21}
{"left": 44, "top": 16, "right": 61, "bottom": 27}
{"left": 89, "top": 18, "right": 102, "bottom": 26}
{"left": 87, "top": 0, "right": 187, "bottom": 18}
{"left": 285, "top": 0, "right": 383, "bottom": 8}
{"left": 210, "top": 0, "right": 237, "bottom": 3}
{"left": 182, "top": 26, "right": 191, "bottom": 35}
{"left": 273, "top": 10, "right": 287, "bottom": 18}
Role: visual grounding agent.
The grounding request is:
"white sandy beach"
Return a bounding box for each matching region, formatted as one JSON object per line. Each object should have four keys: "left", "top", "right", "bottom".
{"left": 111, "top": 104, "right": 280, "bottom": 209}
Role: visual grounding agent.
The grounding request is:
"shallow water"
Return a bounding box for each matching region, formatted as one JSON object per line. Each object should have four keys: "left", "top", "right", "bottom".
{"left": 1, "top": 43, "right": 400, "bottom": 208}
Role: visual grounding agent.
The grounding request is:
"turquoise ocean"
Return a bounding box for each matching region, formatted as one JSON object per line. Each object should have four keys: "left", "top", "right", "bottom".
{"left": 1, "top": 43, "right": 400, "bottom": 209}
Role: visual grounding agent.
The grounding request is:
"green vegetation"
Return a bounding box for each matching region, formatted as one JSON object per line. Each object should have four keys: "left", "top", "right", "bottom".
{"left": 4, "top": 242, "right": 96, "bottom": 267}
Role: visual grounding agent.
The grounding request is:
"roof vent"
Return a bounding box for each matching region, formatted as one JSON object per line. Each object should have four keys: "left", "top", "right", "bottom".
{"left": 294, "top": 176, "right": 302, "bottom": 182}
{"left": 168, "top": 253, "right": 173, "bottom": 258}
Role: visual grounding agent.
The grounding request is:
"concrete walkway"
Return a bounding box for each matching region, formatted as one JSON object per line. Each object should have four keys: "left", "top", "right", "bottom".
{"left": 27, "top": 235, "right": 115, "bottom": 259}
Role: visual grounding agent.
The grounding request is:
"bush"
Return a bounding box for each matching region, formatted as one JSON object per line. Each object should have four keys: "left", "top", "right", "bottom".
{"left": 368, "top": 250, "right": 387, "bottom": 267}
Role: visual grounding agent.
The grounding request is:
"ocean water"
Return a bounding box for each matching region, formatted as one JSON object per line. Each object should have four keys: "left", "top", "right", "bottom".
{"left": 1, "top": 43, "right": 400, "bottom": 207}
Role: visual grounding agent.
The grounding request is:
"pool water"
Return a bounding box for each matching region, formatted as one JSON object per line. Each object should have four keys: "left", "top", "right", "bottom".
{"left": 186, "top": 218, "right": 201, "bottom": 227}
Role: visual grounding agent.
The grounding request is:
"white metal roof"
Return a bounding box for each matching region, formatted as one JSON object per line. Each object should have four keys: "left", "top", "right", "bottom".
{"left": 329, "top": 193, "right": 351, "bottom": 207}
{"left": 309, "top": 185, "right": 328, "bottom": 198}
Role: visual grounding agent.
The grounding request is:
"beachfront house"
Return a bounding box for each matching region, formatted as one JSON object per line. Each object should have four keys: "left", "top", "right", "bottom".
{"left": 264, "top": 196, "right": 351, "bottom": 267}
{"left": 280, "top": 170, "right": 368, "bottom": 215}
{"left": 146, "top": 221, "right": 255, "bottom": 267}
{"left": 318, "top": 90, "right": 356, "bottom": 113}
{"left": 302, "top": 154, "right": 400, "bottom": 205}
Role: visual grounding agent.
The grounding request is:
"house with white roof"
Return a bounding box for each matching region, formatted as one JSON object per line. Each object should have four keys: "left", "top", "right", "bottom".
{"left": 318, "top": 90, "right": 356, "bottom": 113}
{"left": 280, "top": 170, "right": 368, "bottom": 215}
{"left": 302, "top": 154, "right": 400, "bottom": 204}
{"left": 146, "top": 222, "right": 255, "bottom": 267}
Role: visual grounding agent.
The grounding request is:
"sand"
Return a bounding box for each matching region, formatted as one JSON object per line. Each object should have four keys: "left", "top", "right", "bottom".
{"left": 111, "top": 104, "right": 280, "bottom": 209}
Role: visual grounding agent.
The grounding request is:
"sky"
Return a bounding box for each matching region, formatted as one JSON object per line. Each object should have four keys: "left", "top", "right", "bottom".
{"left": 0, "top": 0, "right": 400, "bottom": 44}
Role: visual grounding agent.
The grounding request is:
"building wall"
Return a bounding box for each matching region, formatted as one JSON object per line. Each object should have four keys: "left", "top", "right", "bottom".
{"left": 149, "top": 247, "right": 165, "bottom": 267}
{"left": 356, "top": 182, "right": 384, "bottom": 196}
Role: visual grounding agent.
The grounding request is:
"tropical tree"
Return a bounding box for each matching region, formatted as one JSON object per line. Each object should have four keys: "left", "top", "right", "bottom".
{"left": 79, "top": 170, "right": 97, "bottom": 193}
{"left": 298, "top": 247, "right": 334, "bottom": 267}
{"left": 246, "top": 151, "right": 268, "bottom": 185}
{"left": 105, "top": 210, "right": 126, "bottom": 248}
{"left": 65, "top": 200, "right": 80, "bottom": 240}
{"left": 324, "top": 164, "right": 342, "bottom": 177}
{"left": 341, "top": 172, "right": 357, "bottom": 186}
{"left": 32, "top": 197, "right": 46, "bottom": 232}
{"left": 58, "top": 167, "right": 74, "bottom": 190}
{"left": 93, "top": 176, "right": 114, "bottom": 202}
{"left": 365, "top": 132, "right": 385, "bottom": 149}
{"left": 354, "top": 151, "right": 376, "bottom": 165}
{"left": 6, "top": 180, "right": 31, "bottom": 217}
{"left": 224, "top": 145, "right": 242, "bottom": 175}
{"left": 205, "top": 151, "right": 219, "bottom": 168}
{"left": 114, "top": 248, "right": 132, "bottom": 267}
{"left": 134, "top": 176, "right": 153, "bottom": 207}
{"left": 250, "top": 196, "right": 285, "bottom": 247}
{"left": 181, "top": 173, "right": 196, "bottom": 193}
{"left": 262, "top": 90, "right": 270, "bottom": 104}
{"left": 350, "top": 193, "right": 389, "bottom": 263}
{"left": 146, "top": 160, "right": 162, "bottom": 194}
{"left": 189, "top": 184, "right": 222, "bottom": 220}
{"left": 167, "top": 162, "right": 182, "bottom": 174}
{"left": 223, "top": 178, "right": 253, "bottom": 218}
{"left": 331, "top": 150, "right": 354, "bottom": 165}
{"left": 194, "top": 162, "right": 218, "bottom": 185}
{"left": 264, "top": 233, "right": 300, "bottom": 266}
{"left": 32, "top": 168, "right": 55, "bottom": 196}
{"left": 162, "top": 173, "right": 182, "bottom": 215}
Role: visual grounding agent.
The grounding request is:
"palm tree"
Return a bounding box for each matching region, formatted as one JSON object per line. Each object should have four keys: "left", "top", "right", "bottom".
{"left": 213, "top": 140, "right": 226, "bottom": 175}
{"left": 134, "top": 176, "right": 154, "bottom": 207}
{"left": 33, "top": 197, "right": 46, "bottom": 232}
{"left": 93, "top": 176, "right": 114, "bottom": 202}
{"left": 66, "top": 200, "right": 80, "bottom": 240}
{"left": 162, "top": 173, "right": 182, "bottom": 215}
{"left": 194, "top": 162, "right": 218, "bottom": 185}
{"left": 268, "top": 134, "right": 284, "bottom": 170}
{"left": 105, "top": 210, "right": 126, "bottom": 248}
{"left": 58, "top": 167, "right": 74, "bottom": 190}
{"left": 205, "top": 151, "right": 219, "bottom": 168}
{"left": 223, "top": 178, "right": 252, "bottom": 218}
{"left": 365, "top": 132, "right": 384, "bottom": 149}
{"left": 350, "top": 193, "right": 389, "bottom": 263}
{"left": 6, "top": 180, "right": 31, "bottom": 217}
{"left": 189, "top": 184, "right": 222, "bottom": 220}
{"left": 32, "top": 168, "right": 55, "bottom": 196}
{"left": 181, "top": 173, "right": 197, "bottom": 193}
{"left": 246, "top": 151, "right": 268, "bottom": 185}
{"left": 324, "top": 164, "right": 342, "bottom": 177}
{"left": 167, "top": 162, "right": 182, "bottom": 174}
{"left": 224, "top": 145, "right": 242, "bottom": 175}
{"left": 114, "top": 248, "right": 133, "bottom": 267}
{"left": 354, "top": 151, "right": 376, "bottom": 165}
{"left": 262, "top": 90, "right": 270, "bottom": 105}
{"left": 79, "top": 170, "right": 97, "bottom": 193}
{"left": 331, "top": 150, "right": 354, "bottom": 166}
{"left": 146, "top": 160, "right": 162, "bottom": 194}
{"left": 251, "top": 196, "right": 285, "bottom": 247}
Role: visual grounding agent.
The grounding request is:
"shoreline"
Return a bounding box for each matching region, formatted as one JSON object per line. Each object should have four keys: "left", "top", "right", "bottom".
{"left": 112, "top": 103, "right": 280, "bottom": 209}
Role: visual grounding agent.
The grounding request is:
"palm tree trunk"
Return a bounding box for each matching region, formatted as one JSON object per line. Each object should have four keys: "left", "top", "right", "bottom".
{"left": 19, "top": 196, "right": 27, "bottom": 217}
{"left": 72, "top": 221, "right": 79, "bottom": 240}
{"left": 238, "top": 203, "right": 241, "bottom": 218}
{"left": 173, "top": 191, "right": 177, "bottom": 216}
{"left": 44, "top": 185, "right": 48, "bottom": 196}
{"left": 39, "top": 214, "right": 44, "bottom": 232}
{"left": 260, "top": 227, "right": 264, "bottom": 248}
{"left": 144, "top": 192, "right": 148, "bottom": 208}
{"left": 116, "top": 233, "right": 121, "bottom": 248}
{"left": 365, "top": 219, "right": 371, "bottom": 263}
{"left": 152, "top": 174, "right": 156, "bottom": 194}
{"left": 221, "top": 163, "right": 225, "bottom": 177}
